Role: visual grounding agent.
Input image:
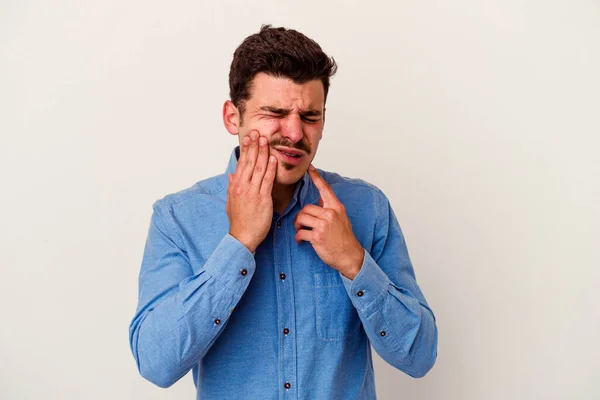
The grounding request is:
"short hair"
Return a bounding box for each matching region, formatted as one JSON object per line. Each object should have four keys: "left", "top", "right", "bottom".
{"left": 229, "top": 24, "right": 337, "bottom": 122}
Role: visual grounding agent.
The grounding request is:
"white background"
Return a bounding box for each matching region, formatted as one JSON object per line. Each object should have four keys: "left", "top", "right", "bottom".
{"left": 1, "top": 0, "right": 599, "bottom": 399}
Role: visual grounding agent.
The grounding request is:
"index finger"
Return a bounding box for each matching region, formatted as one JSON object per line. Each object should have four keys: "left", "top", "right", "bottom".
{"left": 236, "top": 130, "right": 259, "bottom": 180}
{"left": 238, "top": 129, "right": 261, "bottom": 156}
{"left": 308, "top": 164, "right": 339, "bottom": 208}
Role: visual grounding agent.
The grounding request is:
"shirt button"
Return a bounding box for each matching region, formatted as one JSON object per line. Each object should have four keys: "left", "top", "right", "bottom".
{"left": 380, "top": 330, "right": 386, "bottom": 337}
{"left": 284, "top": 382, "right": 291, "bottom": 389}
{"left": 283, "top": 328, "right": 289, "bottom": 335}
{"left": 277, "top": 220, "right": 282, "bottom": 227}
{"left": 240, "top": 269, "right": 248, "bottom": 276}
{"left": 214, "top": 318, "right": 221, "bottom": 325}
{"left": 280, "top": 273, "right": 286, "bottom": 280}
{"left": 357, "top": 290, "right": 364, "bottom": 297}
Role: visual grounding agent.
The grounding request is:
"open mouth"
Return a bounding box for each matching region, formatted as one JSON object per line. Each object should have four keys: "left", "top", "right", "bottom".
{"left": 274, "top": 148, "right": 304, "bottom": 165}
{"left": 279, "top": 150, "right": 301, "bottom": 158}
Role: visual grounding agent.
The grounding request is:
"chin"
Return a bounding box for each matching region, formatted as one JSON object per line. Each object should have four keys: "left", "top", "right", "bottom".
{"left": 275, "top": 168, "right": 306, "bottom": 185}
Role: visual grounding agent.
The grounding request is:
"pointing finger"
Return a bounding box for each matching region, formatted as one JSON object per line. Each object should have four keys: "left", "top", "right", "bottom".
{"left": 308, "top": 164, "right": 339, "bottom": 209}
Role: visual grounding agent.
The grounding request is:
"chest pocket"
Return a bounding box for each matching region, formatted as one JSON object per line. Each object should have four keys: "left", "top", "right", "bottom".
{"left": 314, "top": 272, "right": 362, "bottom": 341}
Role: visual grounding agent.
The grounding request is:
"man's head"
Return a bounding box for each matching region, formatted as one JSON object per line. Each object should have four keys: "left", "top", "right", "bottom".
{"left": 223, "top": 25, "right": 337, "bottom": 186}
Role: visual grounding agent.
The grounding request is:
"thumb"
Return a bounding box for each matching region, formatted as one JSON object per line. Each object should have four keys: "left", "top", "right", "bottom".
{"left": 318, "top": 197, "right": 324, "bottom": 208}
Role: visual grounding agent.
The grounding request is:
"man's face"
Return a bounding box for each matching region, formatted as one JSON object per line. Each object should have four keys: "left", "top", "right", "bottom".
{"left": 224, "top": 72, "right": 326, "bottom": 186}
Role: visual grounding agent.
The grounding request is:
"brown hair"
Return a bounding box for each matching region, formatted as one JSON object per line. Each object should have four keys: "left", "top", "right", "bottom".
{"left": 229, "top": 24, "right": 337, "bottom": 122}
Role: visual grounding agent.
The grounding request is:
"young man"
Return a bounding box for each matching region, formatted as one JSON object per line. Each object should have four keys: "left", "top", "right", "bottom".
{"left": 129, "top": 25, "right": 438, "bottom": 399}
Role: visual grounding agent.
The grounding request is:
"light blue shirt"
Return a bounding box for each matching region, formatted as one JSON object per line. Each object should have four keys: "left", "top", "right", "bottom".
{"left": 129, "top": 146, "right": 438, "bottom": 399}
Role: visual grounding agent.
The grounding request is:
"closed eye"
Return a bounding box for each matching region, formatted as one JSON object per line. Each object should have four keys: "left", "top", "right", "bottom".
{"left": 261, "top": 112, "right": 285, "bottom": 119}
{"left": 301, "top": 116, "right": 320, "bottom": 123}
{"left": 258, "top": 106, "right": 321, "bottom": 123}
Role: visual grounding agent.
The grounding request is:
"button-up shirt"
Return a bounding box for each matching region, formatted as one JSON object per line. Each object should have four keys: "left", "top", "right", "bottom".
{"left": 129, "top": 146, "right": 438, "bottom": 399}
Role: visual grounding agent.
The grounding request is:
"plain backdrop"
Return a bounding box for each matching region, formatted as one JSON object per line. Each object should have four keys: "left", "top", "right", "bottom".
{"left": 1, "top": 0, "right": 599, "bottom": 399}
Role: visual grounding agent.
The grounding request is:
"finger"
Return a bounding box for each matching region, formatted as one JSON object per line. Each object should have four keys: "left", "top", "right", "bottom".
{"left": 293, "top": 212, "right": 321, "bottom": 233}
{"left": 250, "top": 136, "right": 269, "bottom": 191}
{"left": 298, "top": 204, "right": 331, "bottom": 219}
{"left": 260, "top": 154, "right": 277, "bottom": 196}
{"left": 295, "top": 228, "right": 315, "bottom": 244}
{"left": 235, "top": 135, "right": 250, "bottom": 179}
{"left": 307, "top": 164, "right": 339, "bottom": 208}
{"left": 239, "top": 131, "right": 260, "bottom": 182}
{"left": 239, "top": 134, "right": 250, "bottom": 157}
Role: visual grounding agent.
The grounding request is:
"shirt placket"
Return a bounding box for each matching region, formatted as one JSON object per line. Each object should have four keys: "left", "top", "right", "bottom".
{"left": 274, "top": 214, "right": 298, "bottom": 400}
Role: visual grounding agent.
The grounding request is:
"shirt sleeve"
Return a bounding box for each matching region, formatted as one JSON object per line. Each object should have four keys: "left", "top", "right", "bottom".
{"left": 128, "top": 200, "right": 256, "bottom": 388}
{"left": 339, "top": 190, "right": 438, "bottom": 378}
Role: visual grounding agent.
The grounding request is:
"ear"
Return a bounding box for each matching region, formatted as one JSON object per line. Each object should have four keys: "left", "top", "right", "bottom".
{"left": 223, "top": 100, "right": 240, "bottom": 135}
{"left": 323, "top": 107, "right": 326, "bottom": 126}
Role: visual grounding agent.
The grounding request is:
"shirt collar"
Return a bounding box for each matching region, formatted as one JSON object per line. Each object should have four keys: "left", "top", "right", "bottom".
{"left": 225, "top": 146, "right": 316, "bottom": 209}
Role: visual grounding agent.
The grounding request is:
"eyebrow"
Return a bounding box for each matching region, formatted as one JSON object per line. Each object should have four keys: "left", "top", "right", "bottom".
{"left": 259, "top": 106, "right": 322, "bottom": 117}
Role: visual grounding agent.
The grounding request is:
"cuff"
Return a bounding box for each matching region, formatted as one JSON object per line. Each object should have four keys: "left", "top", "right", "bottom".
{"left": 203, "top": 233, "right": 257, "bottom": 295}
{"left": 340, "top": 249, "right": 391, "bottom": 314}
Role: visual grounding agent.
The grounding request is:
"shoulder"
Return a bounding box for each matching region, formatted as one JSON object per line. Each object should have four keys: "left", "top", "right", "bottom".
{"left": 151, "top": 173, "right": 228, "bottom": 211}
{"left": 315, "top": 168, "right": 389, "bottom": 208}
{"left": 316, "top": 168, "right": 387, "bottom": 199}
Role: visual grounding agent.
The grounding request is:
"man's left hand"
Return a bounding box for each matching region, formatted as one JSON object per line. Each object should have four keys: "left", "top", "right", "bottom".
{"left": 294, "top": 164, "right": 365, "bottom": 280}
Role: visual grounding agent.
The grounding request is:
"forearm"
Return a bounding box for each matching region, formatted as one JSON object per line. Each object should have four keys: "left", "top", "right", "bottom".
{"left": 129, "top": 233, "right": 256, "bottom": 388}
{"left": 341, "top": 249, "right": 438, "bottom": 378}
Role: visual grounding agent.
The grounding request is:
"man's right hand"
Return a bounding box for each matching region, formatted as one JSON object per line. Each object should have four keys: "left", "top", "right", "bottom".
{"left": 226, "top": 130, "right": 278, "bottom": 253}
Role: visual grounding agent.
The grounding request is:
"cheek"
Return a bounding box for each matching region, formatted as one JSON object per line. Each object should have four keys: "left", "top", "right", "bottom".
{"left": 306, "top": 126, "right": 323, "bottom": 144}
{"left": 254, "top": 119, "right": 281, "bottom": 137}
{"left": 240, "top": 120, "right": 279, "bottom": 142}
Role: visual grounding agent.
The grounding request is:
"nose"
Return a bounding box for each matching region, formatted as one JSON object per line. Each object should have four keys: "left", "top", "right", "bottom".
{"left": 280, "top": 114, "right": 303, "bottom": 144}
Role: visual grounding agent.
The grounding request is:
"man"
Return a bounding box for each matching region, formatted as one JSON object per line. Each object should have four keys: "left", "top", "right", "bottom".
{"left": 129, "top": 25, "right": 437, "bottom": 399}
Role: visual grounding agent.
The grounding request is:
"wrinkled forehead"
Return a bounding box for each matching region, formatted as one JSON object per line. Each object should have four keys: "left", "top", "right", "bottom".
{"left": 247, "top": 72, "right": 324, "bottom": 111}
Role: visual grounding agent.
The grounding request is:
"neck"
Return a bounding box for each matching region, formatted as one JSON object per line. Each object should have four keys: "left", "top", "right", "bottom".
{"left": 272, "top": 182, "right": 297, "bottom": 215}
